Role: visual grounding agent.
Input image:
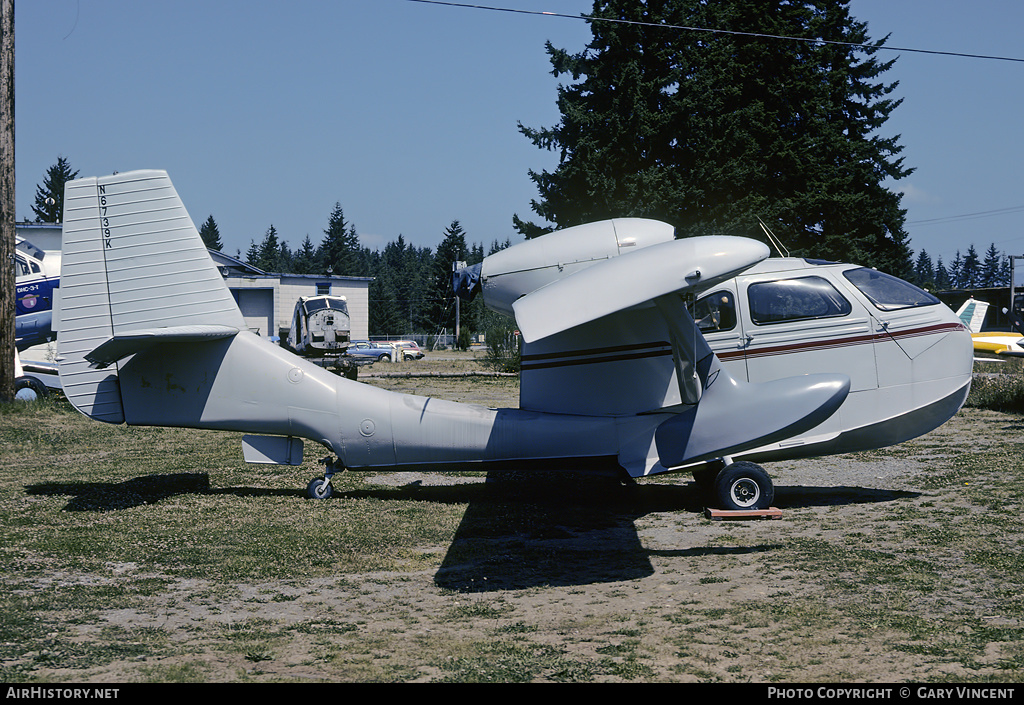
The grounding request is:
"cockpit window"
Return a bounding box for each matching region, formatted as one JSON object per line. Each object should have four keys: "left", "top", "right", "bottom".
{"left": 690, "top": 290, "right": 737, "bottom": 332}
{"left": 843, "top": 268, "right": 939, "bottom": 311}
{"left": 303, "top": 298, "right": 348, "bottom": 314}
{"left": 748, "top": 276, "right": 852, "bottom": 325}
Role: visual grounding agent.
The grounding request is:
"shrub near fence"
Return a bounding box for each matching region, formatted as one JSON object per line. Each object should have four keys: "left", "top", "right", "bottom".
{"left": 966, "top": 359, "right": 1024, "bottom": 414}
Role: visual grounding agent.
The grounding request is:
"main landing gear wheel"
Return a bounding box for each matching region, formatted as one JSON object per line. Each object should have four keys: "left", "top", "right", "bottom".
{"left": 714, "top": 461, "right": 774, "bottom": 511}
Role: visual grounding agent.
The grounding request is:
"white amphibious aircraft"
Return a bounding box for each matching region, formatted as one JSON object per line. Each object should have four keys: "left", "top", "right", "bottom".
{"left": 56, "top": 171, "right": 973, "bottom": 510}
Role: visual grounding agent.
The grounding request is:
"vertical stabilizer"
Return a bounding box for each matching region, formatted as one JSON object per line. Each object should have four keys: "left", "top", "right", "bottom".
{"left": 57, "top": 170, "right": 246, "bottom": 422}
{"left": 956, "top": 298, "right": 989, "bottom": 333}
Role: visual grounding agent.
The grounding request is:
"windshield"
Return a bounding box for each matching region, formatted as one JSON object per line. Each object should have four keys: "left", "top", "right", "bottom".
{"left": 843, "top": 268, "right": 939, "bottom": 311}
{"left": 303, "top": 298, "right": 348, "bottom": 314}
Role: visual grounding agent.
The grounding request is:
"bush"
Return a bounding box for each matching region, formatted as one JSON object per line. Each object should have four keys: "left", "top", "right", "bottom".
{"left": 484, "top": 318, "right": 521, "bottom": 373}
{"left": 965, "top": 367, "right": 1024, "bottom": 414}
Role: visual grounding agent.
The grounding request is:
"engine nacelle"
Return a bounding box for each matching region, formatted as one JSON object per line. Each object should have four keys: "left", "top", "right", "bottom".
{"left": 479, "top": 219, "right": 676, "bottom": 317}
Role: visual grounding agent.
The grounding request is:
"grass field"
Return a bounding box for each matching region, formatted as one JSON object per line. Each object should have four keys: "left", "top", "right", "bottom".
{"left": 1, "top": 358, "right": 1023, "bottom": 682}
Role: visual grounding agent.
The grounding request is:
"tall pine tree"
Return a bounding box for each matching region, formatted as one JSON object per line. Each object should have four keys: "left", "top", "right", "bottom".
{"left": 934, "top": 256, "right": 950, "bottom": 290}
{"left": 292, "top": 235, "right": 320, "bottom": 274}
{"left": 255, "top": 225, "right": 283, "bottom": 272}
{"left": 199, "top": 215, "right": 223, "bottom": 251}
{"left": 948, "top": 251, "right": 964, "bottom": 289}
{"left": 429, "top": 220, "right": 469, "bottom": 336}
{"left": 518, "top": 0, "right": 913, "bottom": 274}
{"left": 961, "top": 244, "right": 980, "bottom": 289}
{"left": 913, "top": 249, "right": 934, "bottom": 289}
{"left": 981, "top": 243, "right": 1005, "bottom": 288}
{"left": 320, "top": 203, "right": 362, "bottom": 277}
{"left": 31, "top": 156, "right": 78, "bottom": 223}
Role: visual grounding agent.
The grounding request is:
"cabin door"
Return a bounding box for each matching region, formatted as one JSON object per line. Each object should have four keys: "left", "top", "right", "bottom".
{"left": 690, "top": 283, "right": 751, "bottom": 381}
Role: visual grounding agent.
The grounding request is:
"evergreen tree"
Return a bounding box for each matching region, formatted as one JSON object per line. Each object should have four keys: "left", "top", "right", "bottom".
{"left": 913, "top": 249, "right": 934, "bottom": 289}
{"left": 320, "top": 202, "right": 362, "bottom": 276}
{"left": 31, "top": 156, "right": 79, "bottom": 223}
{"left": 292, "top": 235, "right": 320, "bottom": 274}
{"left": 255, "top": 225, "right": 282, "bottom": 272}
{"left": 199, "top": 215, "right": 223, "bottom": 251}
{"left": 948, "top": 251, "right": 963, "bottom": 289}
{"left": 278, "top": 239, "right": 294, "bottom": 273}
{"left": 429, "top": 220, "right": 469, "bottom": 335}
{"left": 378, "top": 235, "right": 433, "bottom": 335}
{"left": 934, "top": 256, "right": 950, "bottom": 290}
{"left": 981, "top": 243, "right": 1005, "bottom": 288}
{"left": 489, "top": 238, "right": 512, "bottom": 255}
{"left": 367, "top": 250, "right": 404, "bottom": 336}
{"left": 961, "top": 244, "right": 980, "bottom": 289}
{"left": 518, "top": 0, "right": 912, "bottom": 274}
{"left": 998, "top": 255, "right": 1011, "bottom": 290}
{"left": 245, "top": 240, "right": 260, "bottom": 268}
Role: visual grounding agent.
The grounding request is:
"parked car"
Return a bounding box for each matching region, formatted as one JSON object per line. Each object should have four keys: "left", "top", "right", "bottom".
{"left": 347, "top": 340, "right": 395, "bottom": 362}
{"left": 389, "top": 340, "right": 425, "bottom": 360}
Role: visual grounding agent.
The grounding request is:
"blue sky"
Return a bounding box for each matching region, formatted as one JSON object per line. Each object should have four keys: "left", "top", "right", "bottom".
{"left": 14, "top": 1, "right": 1024, "bottom": 270}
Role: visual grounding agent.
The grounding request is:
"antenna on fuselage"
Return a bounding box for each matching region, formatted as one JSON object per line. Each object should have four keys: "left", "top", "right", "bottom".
{"left": 756, "top": 217, "right": 789, "bottom": 258}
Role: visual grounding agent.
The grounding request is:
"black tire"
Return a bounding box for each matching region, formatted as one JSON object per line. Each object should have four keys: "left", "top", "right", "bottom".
{"left": 713, "top": 461, "right": 773, "bottom": 510}
{"left": 14, "top": 376, "right": 48, "bottom": 402}
{"left": 306, "top": 478, "right": 333, "bottom": 500}
{"left": 379, "top": 354, "right": 391, "bottom": 362}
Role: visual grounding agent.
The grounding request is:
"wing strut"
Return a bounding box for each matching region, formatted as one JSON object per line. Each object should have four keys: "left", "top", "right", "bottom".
{"left": 653, "top": 294, "right": 717, "bottom": 406}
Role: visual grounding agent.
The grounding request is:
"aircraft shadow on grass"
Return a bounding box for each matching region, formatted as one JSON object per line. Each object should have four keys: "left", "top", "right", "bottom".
{"left": 26, "top": 473, "right": 216, "bottom": 511}
{"left": 425, "top": 472, "right": 919, "bottom": 592}
{"left": 25, "top": 470, "right": 917, "bottom": 592}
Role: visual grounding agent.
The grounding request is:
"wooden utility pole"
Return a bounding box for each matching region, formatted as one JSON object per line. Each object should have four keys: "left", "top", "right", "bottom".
{"left": 0, "top": 0, "right": 13, "bottom": 403}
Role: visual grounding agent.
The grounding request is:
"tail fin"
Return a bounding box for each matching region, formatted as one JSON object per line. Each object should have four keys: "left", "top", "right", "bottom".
{"left": 58, "top": 170, "right": 246, "bottom": 422}
{"left": 956, "top": 298, "right": 989, "bottom": 333}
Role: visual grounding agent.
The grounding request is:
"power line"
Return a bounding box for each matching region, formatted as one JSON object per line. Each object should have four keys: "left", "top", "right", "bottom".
{"left": 908, "top": 205, "right": 1024, "bottom": 227}
{"left": 405, "top": 0, "right": 1024, "bottom": 64}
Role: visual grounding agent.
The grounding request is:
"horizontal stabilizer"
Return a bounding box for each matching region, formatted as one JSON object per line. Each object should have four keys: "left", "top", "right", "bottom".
{"left": 513, "top": 236, "right": 769, "bottom": 343}
{"left": 86, "top": 325, "right": 240, "bottom": 368}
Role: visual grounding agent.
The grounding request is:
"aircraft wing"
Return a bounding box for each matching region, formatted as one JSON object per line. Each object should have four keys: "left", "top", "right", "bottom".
{"left": 512, "top": 236, "right": 769, "bottom": 344}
